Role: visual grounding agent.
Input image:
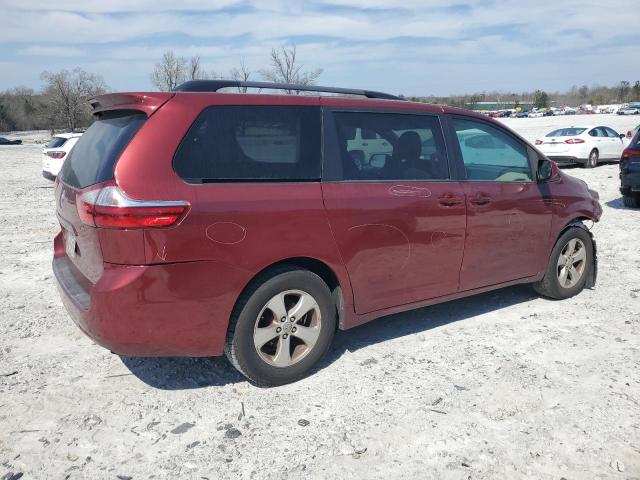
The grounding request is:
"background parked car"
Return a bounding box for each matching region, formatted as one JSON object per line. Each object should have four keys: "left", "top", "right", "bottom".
{"left": 617, "top": 104, "right": 640, "bottom": 115}
{"left": 535, "top": 125, "right": 626, "bottom": 168}
{"left": 0, "top": 136, "right": 22, "bottom": 145}
{"left": 41, "top": 133, "right": 82, "bottom": 180}
{"left": 620, "top": 129, "right": 640, "bottom": 208}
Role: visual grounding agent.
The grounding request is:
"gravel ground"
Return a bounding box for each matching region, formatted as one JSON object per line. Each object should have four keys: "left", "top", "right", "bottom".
{"left": 1, "top": 115, "right": 639, "bottom": 479}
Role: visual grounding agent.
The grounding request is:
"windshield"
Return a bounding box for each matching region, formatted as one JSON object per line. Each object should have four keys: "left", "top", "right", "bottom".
{"left": 546, "top": 128, "right": 586, "bottom": 137}
{"left": 59, "top": 111, "right": 146, "bottom": 189}
{"left": 45, "top": 137, "right": 68, "bottom": 148}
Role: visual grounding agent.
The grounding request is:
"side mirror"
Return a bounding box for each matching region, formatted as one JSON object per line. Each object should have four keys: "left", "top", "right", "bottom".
{"left": 537, "top": 158, "right": 554, "bottom": 182}
{"left": 619, "top": 133, "right": 626, "bottom": 139}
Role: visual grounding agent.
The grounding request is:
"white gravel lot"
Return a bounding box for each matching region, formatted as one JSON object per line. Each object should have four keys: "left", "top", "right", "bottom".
{"left": 1, "top": 114, "right": 639, "bottom": 479}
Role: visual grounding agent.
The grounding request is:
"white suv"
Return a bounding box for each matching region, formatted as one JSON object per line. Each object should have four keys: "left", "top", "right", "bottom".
{"left": 42, "top": 133, "right": 82, "bottom": 180}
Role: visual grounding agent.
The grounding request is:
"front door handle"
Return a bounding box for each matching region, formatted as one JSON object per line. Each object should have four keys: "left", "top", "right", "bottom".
{"left": 469, "top": 194, "right": 492, "bottom": 206}
{"left": 437, "top": 193, "right": 464, "bottom": 207}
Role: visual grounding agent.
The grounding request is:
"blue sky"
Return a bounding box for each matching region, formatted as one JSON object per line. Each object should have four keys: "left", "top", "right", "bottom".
{"left": 0, "top": 0, "right": 638, "bottom": 96}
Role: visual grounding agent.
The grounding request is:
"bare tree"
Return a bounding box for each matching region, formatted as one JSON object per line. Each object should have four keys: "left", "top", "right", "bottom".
{"left": 617, "top": 80, "right": 631, "bottom": 102}
{"left": 230, "top": 61, "right": 252, "bottom": 92}
{"left": 40, "top": 68, "right": 107, "bottom": 132}
{"left": 260, "top": 45, "right": 322, "bottom": 94}
{"left": 151, "top": 50, "right": 212, "bottom": 90}
{"left": 187, "top": 56, "right": 206, "bottom": 81}
{"left": 151, "top": 50, "right": 187, "bottom": 91}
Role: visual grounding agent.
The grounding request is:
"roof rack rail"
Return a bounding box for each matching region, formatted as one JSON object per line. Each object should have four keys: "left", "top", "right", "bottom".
{"left": 173, "top": 80, "right": 403, "bottom": 101}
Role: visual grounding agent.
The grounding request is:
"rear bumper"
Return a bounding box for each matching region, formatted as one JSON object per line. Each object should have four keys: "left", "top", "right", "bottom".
{"left": 620, "top": 171, "right": 640, "bottom": 194}
{"left": 52, "top": 232, "right": 250, "bottom": 357}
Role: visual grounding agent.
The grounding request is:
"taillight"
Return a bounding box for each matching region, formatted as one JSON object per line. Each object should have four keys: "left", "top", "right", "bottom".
{"left": 76, "top": 182, "right": 190, "bottom": 229}
{"left": 564, "top": 138, "right": 585, "bottom": 144}
{"left": 46, "top": 151, "right": 66, "bottom": 159}
{"left": 535, "top": 139, "right": 543, "bottom": 145}
{"left": 623, "top": 148, "right": 640, "bottom": 158}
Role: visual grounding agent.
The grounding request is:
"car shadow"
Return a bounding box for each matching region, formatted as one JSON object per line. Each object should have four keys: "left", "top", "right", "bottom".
{"left": 557, "top": 160, "right": 618, "bottom": 170}
{"left": 120, "top": 284, "right": 537, "bottom": 390}
{"left": 322, "top": 284, "right": 537, "bottom": 365}
{"left": 606, "top": 197, "right": 638, "bottom": 210}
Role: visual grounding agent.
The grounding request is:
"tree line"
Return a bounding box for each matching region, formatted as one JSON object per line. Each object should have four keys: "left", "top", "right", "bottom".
{"left": 406, "top": 80, "right": 640, "bottom": 110}
{"left": 2, "top": 45, "right": 639, "bottom": 133}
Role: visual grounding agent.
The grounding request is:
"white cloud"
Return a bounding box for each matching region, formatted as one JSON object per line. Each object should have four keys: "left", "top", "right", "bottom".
{"left": 19, "top": 45, "right": 85, "bottom": 57}
{"left": 1, "top": 0, "right": 638, "bottom": 94}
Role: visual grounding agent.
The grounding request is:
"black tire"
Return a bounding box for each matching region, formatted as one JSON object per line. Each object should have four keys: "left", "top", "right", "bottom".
{"left": 225, "top": 266, "right": 336, "bottom": 386}
{"left": 585, "top": 149, "right": 598, "bottom": 168}
{"left": 533, "top": 226, "right": 594, "bottom": 300}
{"left": 623, "top": 193, "right": 640, "bottom": 208}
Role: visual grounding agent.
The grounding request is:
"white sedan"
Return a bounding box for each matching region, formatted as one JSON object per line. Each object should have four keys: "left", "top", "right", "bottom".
{"left": 535, "top": 125, "right": 626, "bottom": 168}
{"left": 42, "top": 133, "right": 82, "bottom": 180}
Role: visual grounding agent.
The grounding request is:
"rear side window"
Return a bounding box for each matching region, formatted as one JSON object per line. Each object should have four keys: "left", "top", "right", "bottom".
{"left": 45, "top": 137, "right": 67, "bottom": 148}
{"left": 452, "top": 118, "right": 532, "bottom": 182}
{"left": 604, "top": 127, "right": 619, "bottom": 138}
{"left": 59, "top": 111, "right": 146, "bottom": 189}
{"left": 326, "top": 112, "right": 449, "bottom": 181}
{"left": 174, "top": 106, "right": 321, "bottom": 183}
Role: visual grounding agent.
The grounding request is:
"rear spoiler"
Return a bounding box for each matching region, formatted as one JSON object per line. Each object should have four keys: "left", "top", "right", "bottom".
{"left": 89, "top": 92, "right": 174, "bottom": 117}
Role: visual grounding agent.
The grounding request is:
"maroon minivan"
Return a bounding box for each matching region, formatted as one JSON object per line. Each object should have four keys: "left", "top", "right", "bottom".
{"left": 53, "top": 80, "right": 602, "bottom": 385}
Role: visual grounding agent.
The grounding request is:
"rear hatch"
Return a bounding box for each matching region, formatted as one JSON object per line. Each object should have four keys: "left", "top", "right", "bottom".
{"left": 622, "top": 132, "right": 640, "bottom": 185}
{"left": 541, "top": 137, "right": 570, "bottom": 154}
{"left": 43, "top": 136, "right": 68, "bottom": 171}
{"left": 55, "top": 111, "right": 148, "bottom": 282}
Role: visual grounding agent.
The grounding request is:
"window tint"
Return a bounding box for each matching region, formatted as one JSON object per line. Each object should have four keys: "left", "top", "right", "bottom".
{"left": 329, "top": 112, "right": 449, "bottom": 181}
{"left": 604, "top": 127, "right": 619, "bottom": 138}
{"left": 59, "top": 111, "right": 146, "bottom": 189}
{"left": 45, "top": 137, "right": 68, "bottom": 148}
{"left": 589, "top": 128, "right": 607, "bottom": 137}
{"left": 174, "top": 106, "right": 321, "bottom": 183}
{"left": 547, "top": 128, "right": 586, "bottom": 137}
{"left": 452, "top": 118, "right": 532, "bottom": 182}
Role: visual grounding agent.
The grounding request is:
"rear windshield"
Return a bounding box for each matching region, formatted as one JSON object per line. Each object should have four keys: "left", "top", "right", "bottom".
{"left": 59, "top": 111, "right": 146, "bottom": 189}
{"left": 546, "top": 128, "right": 586, "bottom": 137}
{"left": 45, "top": 137, "right": 68, "bottom": 148}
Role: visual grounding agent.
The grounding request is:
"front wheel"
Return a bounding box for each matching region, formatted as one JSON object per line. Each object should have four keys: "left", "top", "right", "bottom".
{"left": 225, "top": 267, "right": 336, "bottom": 386}
{"left": 533, "top": 227, "right": 594, "bottom": 299}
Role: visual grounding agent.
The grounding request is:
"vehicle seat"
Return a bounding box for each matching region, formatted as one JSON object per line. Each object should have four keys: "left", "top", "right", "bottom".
{"left": 387, "top": 131, "right": 428, "bottom": 179}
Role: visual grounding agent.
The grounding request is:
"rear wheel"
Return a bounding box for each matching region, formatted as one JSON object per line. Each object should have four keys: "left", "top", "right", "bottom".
{"left": 533, "top": 227, "right": 593, "bottom": 299}
{"left": 585, "top": 149, "right": 598, "bottom": 168}
{"left": 623, "top": 193, "right": 640, "bottom": 208}
{"left": 225, "top": 267, "right": 336, "bottom": 386}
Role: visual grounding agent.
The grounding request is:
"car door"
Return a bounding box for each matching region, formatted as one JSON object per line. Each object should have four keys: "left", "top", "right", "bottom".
{"left": 604, "top": 127, "right": 625, "bottom": 159}
{"left": 588, "top": 127, "right": 610, "bottom": 157}
{"left": 447, "top": 116, "right": 552, "bottom": 291}
{"left": 322, "top": 109, "right": 466, "bottom": 314}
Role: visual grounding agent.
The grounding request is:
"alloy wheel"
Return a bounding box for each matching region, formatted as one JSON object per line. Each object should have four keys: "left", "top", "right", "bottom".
{"left": 253, "top": 290, "right": 322, "bottom": 368}
{"left": 556, "top": 238, "right": 587, "bottom": 289}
